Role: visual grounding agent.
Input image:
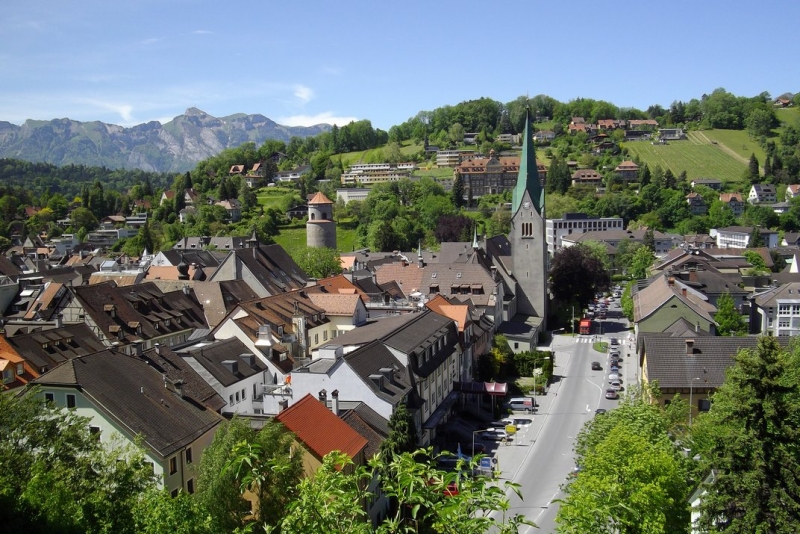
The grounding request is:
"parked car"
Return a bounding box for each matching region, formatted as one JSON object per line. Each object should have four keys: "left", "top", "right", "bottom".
{"left": 504, "top": 397, "right": 537, "bottom": 413}
{"left": 591, "top": 361, "right": 602, "bottom": 370}
{"left": 503, "top": 417, "right": 532, "bottom": 428}
{"left": 608, "top": 373, "right": 620, "bottom": 382}
{"left": 610, "top": 365, "right": 621, "bottom": 372}
{"left": 605, "top": 389, "right": 619, "bottom": 400}
{"left": 610, "top": 380, "right": 623, "bottom": 391}
{"left": 610, "top": 338, "right": 620, "bottom": 346}
{"left": 480, "top": 428, "right": 509, "bottom": 441}
{"left": 595, "top": 408, "right": 608, "bottom": 415}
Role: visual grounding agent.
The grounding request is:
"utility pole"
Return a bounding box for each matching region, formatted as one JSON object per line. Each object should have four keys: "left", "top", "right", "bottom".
{"left": 571, "top": 305, "right": 574, "bottom": 334}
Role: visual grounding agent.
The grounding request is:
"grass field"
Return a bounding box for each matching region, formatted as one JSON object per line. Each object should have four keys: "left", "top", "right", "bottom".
{"left": 623, "top": 132, "right": 747, "bottom": 185}
{"left": 272, "top": 223, "right": 360, "bottom": 257}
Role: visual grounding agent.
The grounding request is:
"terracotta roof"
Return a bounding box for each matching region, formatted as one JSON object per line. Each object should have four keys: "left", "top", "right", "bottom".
{"left": 307, "top": 292, "right": 361, "bottom": 316}
{"left": 374, "top": 262, "right": 425, "bottom": 296}
{"left": 308, "top": 191, "right": 333, "bottom": 205}
{"left": 614, "top": 160, "right": 639, "bottom": 171}
{"left": 633, "top": 275, "right": 716, "bottom": 324}
{"left": 312, "top": 274, "right": 369, "bottom": 299}
{"left": 276, "top": 393, "right": 368, "bottom": 461}
{"left": 719, "top": 192, "right": 743, "bottom": 203}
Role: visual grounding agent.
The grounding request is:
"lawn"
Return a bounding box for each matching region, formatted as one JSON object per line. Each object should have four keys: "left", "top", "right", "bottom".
{"left": 272, "top": 222, "right": 360, "bottom": 258}
{"left": 623, "top": 132, "right": 747, "bottom": 186}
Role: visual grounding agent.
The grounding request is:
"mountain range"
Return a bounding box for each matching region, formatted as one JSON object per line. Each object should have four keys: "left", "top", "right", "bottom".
{"left": 0, "top": 108, "right": 331, "bottom": 173}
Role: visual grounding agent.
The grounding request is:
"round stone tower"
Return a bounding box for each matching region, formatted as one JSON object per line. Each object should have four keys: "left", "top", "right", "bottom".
{"left": 306, "top": 191, "right": 336, "bottom": 249}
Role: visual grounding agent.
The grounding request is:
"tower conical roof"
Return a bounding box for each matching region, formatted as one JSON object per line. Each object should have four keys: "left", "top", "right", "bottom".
{"left": 511, "top": 109, "right": 544, "bottom": 215}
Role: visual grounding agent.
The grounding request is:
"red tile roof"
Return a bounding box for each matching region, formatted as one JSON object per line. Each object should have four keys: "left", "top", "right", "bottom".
{"left": 276, "top": 394, "right": 368, "bottom": 461}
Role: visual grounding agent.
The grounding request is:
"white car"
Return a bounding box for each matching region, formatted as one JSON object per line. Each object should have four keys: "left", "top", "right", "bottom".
{"left": 608, "top": 373, "right": 620, "bottom": 382}
{"left": 480, "top": 428, "right": 509, "bottom": 441}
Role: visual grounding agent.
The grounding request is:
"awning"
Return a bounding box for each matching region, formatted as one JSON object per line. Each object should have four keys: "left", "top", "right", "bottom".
{"left": 453, "top": 381, "right": 508, "bottom": 396}
{"left": 423, "top": 390, "right": 460, "bottom": 429}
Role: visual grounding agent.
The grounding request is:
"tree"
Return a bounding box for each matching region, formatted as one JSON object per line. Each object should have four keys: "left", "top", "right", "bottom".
{"left": 0, "top": 388, "right": 158, "bottom": 533}
{"left": 238, "top": 177, "right": 257, "bottom": 213}
{"left": 549, "top": 244, "right": 609, "bottom": 309}
{"left": 380, "top": 403, "right": 419, "bottom": 461}
{"left": 643, "top": 227, "right": 655, "bottom": 252}
{"left": 748, "top": 226, "right": 765, "bottom": 247}
{"left": 715, "top": 291, "right": 746, "bottom": 336}
{"left": 292, "top": 246, "right": 343, "bottom": 278}
{"left": 557, "top": 390, "right": 690, "bottom": 533}
{"left": 448, "top": 122, "right": 466, "bottom": 146}
{"left": 133, "top": 489, "right": 214, "bottom": 534}
{"left": 747, "top": 153, "right": 760, "bottom": 184}
{"left": 197, "top": 417, "right": 302, "bottom": 533}
{"left": 69, "top": 206, "right": 99, "bottom": 232}
{"left": 693, "top": 337, "right": 800, "bottom": 532}
{"left": 629, "top": 245, "right": 656, "bottom": 280}
{"left": 743, "top": 250, "right": 768, "bottom": 274}
{"left": 255, "top": 449, "right": 533, "bottom": 534}
{"left": 451, "top": 173, "right": 465, "bottom": 208}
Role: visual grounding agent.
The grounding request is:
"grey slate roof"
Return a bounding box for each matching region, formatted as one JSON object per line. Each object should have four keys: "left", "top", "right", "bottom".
{"left": 3, "top": 323, "right": 106, "bottom": 373}
{"left": 229, "top": 245, "right": 309, "bottom": 295}
{"left": 180, "top": 337, "right": 268, "bottom": 387}
{"left": 34, "top": 349, "right": 224, "bottom": 457}
{"left": 641, "top": 334, "right": 788, "bottom": 389}
{"left": 343, "top": 340, "right": 412, "bottom": 407}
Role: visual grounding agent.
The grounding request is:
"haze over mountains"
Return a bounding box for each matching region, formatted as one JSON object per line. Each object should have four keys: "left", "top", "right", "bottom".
{"left": 0, "top": 108, "right": 331, "bottom": 173}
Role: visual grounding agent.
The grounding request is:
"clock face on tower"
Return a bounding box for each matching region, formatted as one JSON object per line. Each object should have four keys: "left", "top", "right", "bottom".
{"left": 522, "top": 201, "right": 531, "bottom": 209}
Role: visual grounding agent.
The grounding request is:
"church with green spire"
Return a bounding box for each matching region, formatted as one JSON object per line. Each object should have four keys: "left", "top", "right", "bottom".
{"left": 509, "top": 109, "right": 548, "bottom": 327}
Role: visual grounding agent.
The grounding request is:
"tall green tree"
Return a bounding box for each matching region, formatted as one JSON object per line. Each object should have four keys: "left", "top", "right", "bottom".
{"left": 747, "top": 153, "right": 760, "bottom": 184}
{"left": 557, "top": 389, "right": 691, "bottom": 533}
{"left": 549, "top": 244, "right": 609, "bottom": 309}
{"left": 715, "top": 291, "right": 746, "bottom": 336}
{"left": 380, "top": 403, "right": 419, "bottom": 461}
{"left": 629, "top": 245, "right": 656, "bottom": 280}
{"left": 748, "top": 226, "right": 764, "bottom": 247}
{"left": 693, "top": 337, "right": 800, "bottom": 532}
{"left": 292, "top": 246, "right": 343, "bottom": 279}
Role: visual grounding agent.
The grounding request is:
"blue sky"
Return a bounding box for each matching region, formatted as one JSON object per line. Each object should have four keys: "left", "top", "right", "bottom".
{"left": 1, "top": 1, "right": 798, "bottom": 130}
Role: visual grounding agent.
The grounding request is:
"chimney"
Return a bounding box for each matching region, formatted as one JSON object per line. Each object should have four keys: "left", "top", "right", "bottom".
{"left": 154, "top": 342, "right": 161, "bottom": 355}
{"left": 331, "top": 389, "right": 339, "bottom": 415}
{"left": 379, "top": 367, "right": 394, "bottom": 385}
{"left": 681, "top": 288, "right": 687, "bottom": 297}
{"left": 255, "top": 324, "right": 273, "bottom": 347}
{"left": 490, "top": 265, "right": 498, "bottom": 281}
{"left": 667, "top": 277, "right": 675, "bottom": 286}
{"left": 239, "top": 353, "right": 257, "bottom": 369}
{"left": 278, "top": 399, "right": 288, "bottom": 412}
{"left": 685, "top": 339, "right": 695, "bottom": 355}
{"left": 134, "top": 341, "right": 143, "bottom": 357}
{"left": 369, "top": 374, "right": 385, "bottom": 391}
{"left": 174, "top": 379, "right": 184, "bottom": 397}
{"left": 55, "top": 313, "right": 63, "bottom": 328}
{"left": 318, "top": 389, "right": 327, "bottom": 404}
{"left": 222, "top": 360, "right": 239, "bottom": 375}
{"left": 371, "top": 269, "right": 377, "bottom": 285}
{"left": 183, "top": 285, "right": 190, "bottom": 296}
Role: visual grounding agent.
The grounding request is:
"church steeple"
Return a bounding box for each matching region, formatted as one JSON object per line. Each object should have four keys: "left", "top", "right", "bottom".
{"left": 511, "top": 108, "right": 544, "bottom": 215}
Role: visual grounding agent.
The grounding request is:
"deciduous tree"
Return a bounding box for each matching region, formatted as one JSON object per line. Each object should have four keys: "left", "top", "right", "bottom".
{"left": 549, "top": 244, "right": 609, "bottom": 309}
{"left": 715, "top": 291, "right": 746, "bottom": 336}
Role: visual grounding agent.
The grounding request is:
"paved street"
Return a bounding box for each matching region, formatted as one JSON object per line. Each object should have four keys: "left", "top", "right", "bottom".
{"left": 489, "top": 297, "right": 634, "bottom": 532}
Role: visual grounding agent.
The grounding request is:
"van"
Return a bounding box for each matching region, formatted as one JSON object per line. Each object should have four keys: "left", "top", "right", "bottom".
{"left": 504, "top": 397, "right": 537, "bottom": 413}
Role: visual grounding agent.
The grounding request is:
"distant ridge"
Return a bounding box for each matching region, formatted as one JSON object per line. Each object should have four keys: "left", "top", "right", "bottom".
{"left": 0, "top": 108, "right": 331, "bottom": 173}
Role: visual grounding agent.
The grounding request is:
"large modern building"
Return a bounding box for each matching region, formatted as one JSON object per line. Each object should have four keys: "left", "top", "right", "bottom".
{"left": 545, "top": 213, "right": 624, "bottom": 255}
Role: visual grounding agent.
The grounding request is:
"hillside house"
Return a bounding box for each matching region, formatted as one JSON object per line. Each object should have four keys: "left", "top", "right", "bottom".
{"left": 719, "top": 193, "right": 745, "bottom": 217}
{"left": 748, "top": 184, "right": 777, "bottom": 204}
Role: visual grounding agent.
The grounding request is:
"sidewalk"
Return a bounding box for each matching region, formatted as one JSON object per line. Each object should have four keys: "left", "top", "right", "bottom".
{"left": 492, "top": 348, "right": 568, "bottom": 482}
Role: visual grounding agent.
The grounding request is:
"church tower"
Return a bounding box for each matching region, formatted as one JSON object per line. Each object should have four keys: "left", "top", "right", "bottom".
{"left": 509, "top": 109, "right": 547, "bottom": 326}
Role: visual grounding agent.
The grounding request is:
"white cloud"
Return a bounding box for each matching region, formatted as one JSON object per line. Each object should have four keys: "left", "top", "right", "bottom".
{"left": 140, "top": 38, "right": 161, "bottom": 45}
{"left": 78, "top": 99, "right": 136, "bottom": 124}
{"left": 292, "top": 85, "right": 314, "bottom": 104}
{"left": 276, "top": 112, "right": 358, "bottom": 127}
{"left": 192, "top": 30, "right": 213, "bottom": 35}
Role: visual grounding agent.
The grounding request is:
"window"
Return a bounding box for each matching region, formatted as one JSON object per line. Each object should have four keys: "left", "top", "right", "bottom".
{"left": 44, "top": 392, "right": 54, "bottom": 403}
{"left": 698, "top": 399, "right": 712, "bottom": 412}
{"left": 186, "top": 478, "right": 195, "bottom": 494}
{"left": 323, "top": 330, "right": 328, "bottom": 341}
{"left": 314, "top": 334, "right": 319, "bottom": 344}
{"left": 16, "top": 363, "right": 24, "bottom": 376}
{"left": 66, "top": 394, "right": 76, "bottom": 408}
{"left": 169, "top": 456, "right": 178, "bottom": 475}
{"left": 241, "top": 388, "right": 246, "bottom": 400}
{"left": 170, "top": 488, "right": 179, "bottom": 498}
{"left": 89, "top": 426, "right": 101, "bottom": 440}
{"left": 514, "top": 342, "right": 519, "bottom": 349}
{"left": 229, "top": 394, "right": 234, "bottom": 405}
{"left": 235, "top": 391, "right": 240, "bottom": 403}
{"left": 253, "top": 383, "right": 257, "bottom": 399}
{"left": 185, "top": 447, "right": 193, "bottom": 464}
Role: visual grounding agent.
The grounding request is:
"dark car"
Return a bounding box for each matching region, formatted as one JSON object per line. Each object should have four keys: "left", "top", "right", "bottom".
{"left": 610, "top": 365, "right": 621, "bottom": 373}
{"left": 591, "top": 361, "right": 602, "bottom": 370}
{"left": 595, "top": 408, "right": 607, "bottom": 415}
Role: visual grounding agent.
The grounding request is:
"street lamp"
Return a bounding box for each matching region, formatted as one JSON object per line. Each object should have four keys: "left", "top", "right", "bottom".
{"left": 689, "top": 377, "right": 701, "bottom": 426}
{"left": 472, "top": 430, "right": 483, "bottom": 457}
